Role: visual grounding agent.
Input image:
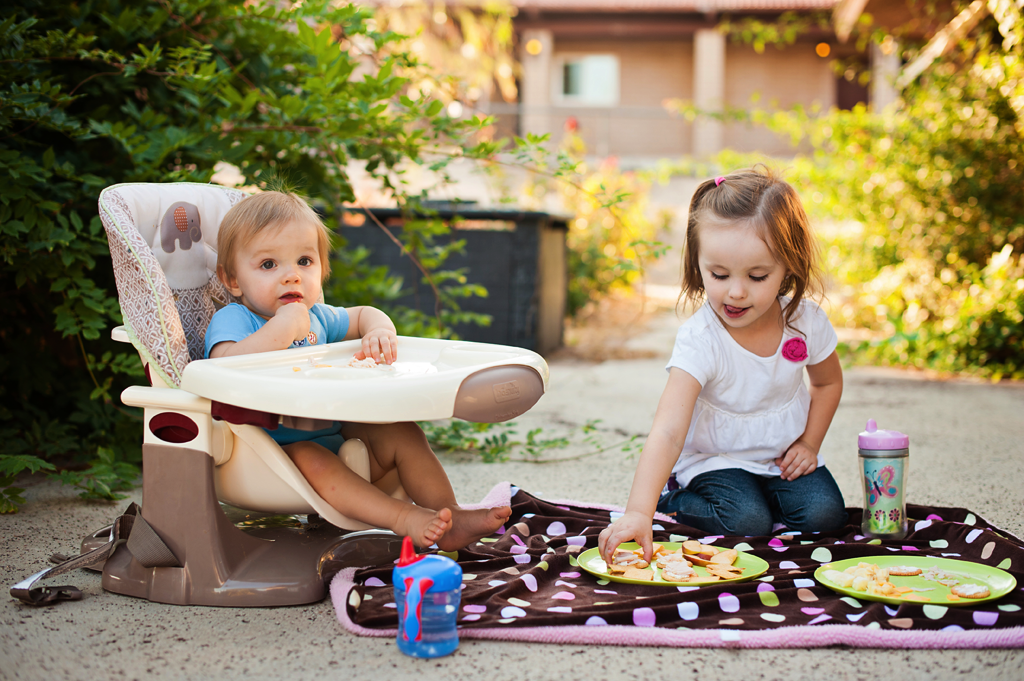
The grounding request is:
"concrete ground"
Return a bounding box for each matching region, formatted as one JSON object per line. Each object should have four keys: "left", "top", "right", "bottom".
{"left": 2, "top": 306, "right": 1023, "bottom": 680}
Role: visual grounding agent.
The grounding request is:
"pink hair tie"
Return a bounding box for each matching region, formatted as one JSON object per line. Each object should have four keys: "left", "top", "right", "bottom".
{"left": 715, "top": 176, "right": 726, "bottom": 187}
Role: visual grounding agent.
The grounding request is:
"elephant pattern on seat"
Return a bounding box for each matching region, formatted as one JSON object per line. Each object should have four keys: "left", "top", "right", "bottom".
{"left": 99, "top": 183, "right": 246, "bottom": 385}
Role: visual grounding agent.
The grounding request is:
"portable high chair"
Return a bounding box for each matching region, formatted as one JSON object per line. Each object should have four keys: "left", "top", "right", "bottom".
{"left": 78, "top": 182, "right": 547, "bottom": 607}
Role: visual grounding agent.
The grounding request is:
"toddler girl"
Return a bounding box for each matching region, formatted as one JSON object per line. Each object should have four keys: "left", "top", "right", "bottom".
{"left": 205, "top": 190, "right": 510, "bottom": 549}
{"left": 599, "top": 167, "right": 846, "bottom": 562}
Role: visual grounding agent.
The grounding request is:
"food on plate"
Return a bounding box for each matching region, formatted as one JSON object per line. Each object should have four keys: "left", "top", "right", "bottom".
{"left": 681, "top": 540, "right": 702, "bottom": 555}
{"left": 623, "top": 566, "right": 653, "bottom": 581}
{"left": 596, "top": 543, "right": 756, "bottom": 584}
{"left": 887, "top": 565, "right": 923, "bottom": 577}
{"left": 710, "top": 549, "right": 739, "bottom": 565}
{"left": 606, "top": 548, "right": 649, "bottom": 573}
{"left": 822, "top": 569, "right": 855, "bottom": 588}
{"left": 655, "top": 550, "right": 688, "bottom": 569}
{"left": 346, "top": 356, "right": 380, "bottom": 368}
{"left": 659, "top": 556, "right": 697, "bottom": 582}
{"left": 822, "top": 561, "right": 992, "bottom": 601}
{"left": 823, "top": 562, "right": 901, "bottom": 597}
{"left": 921, "top": 566, "right": 969, "bottom": 587}
{"left": 683, "top": 543, "right": 723, "bottom": 567}
{"left": 950, "top": 583, "right": 991, "bottom": 599}
{"left": 705, "top": 563, "right": 745, "bottom": 579}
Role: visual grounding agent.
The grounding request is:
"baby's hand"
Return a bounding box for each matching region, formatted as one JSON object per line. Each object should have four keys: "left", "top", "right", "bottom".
{"left": 355, "top": 326, "right": 397, "bottom": 364}
{"left": 598, "top": 511, "right": 654, "bottom": 564}
{"left": 274, "top": 301, "right": 311, "bottom": 343}
{"left": 776, "top": 439, "right": 818, "bottom": 481}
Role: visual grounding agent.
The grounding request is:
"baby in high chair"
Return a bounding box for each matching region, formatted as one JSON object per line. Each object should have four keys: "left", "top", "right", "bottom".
{"left": 204, "top": 190, "right": 511, "bottom": 549}
{"left": 600, "top": 166, "right": 847, "bottom": 563}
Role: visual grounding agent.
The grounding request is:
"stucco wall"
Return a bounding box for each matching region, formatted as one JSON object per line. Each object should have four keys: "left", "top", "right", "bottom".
{"left": 723, "top": 43, "right": 836, "bottom": 155}
{"left": 532, "top": 38, "right": 835, "bottom": 158}
{"left": 549, "top": 39, "right": 693, "bottom": 157}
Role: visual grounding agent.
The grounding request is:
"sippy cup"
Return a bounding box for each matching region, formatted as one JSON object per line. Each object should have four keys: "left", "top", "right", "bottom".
{"left": 392, "top": 536, "right": 462, "bottom": 658}
{"left": 858, "top": 419, "right": 910, "bottom": 539}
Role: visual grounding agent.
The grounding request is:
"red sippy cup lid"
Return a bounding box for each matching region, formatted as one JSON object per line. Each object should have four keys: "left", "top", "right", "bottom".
{"left": 396, "top": 536, "right": 423, "bottom": 567}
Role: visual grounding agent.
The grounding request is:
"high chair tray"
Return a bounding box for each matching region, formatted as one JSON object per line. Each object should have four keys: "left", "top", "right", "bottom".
{"left": 179, "top": 336, "right": 548, "bottom": 424}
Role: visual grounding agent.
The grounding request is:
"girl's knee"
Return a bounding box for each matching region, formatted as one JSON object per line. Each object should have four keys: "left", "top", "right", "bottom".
{"left": 782, "top": 496, "right": 847, "bottom": 533}
{"left": 704, "top": 500, "right": 773, "bottom": 536}
{"left": 720, "top": 512, "right": 773, "bottom": 537}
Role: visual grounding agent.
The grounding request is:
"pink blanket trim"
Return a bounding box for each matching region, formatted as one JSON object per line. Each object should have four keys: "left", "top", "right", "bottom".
{"left": 330, "top": 482, "right": 1024, "bottom": 649}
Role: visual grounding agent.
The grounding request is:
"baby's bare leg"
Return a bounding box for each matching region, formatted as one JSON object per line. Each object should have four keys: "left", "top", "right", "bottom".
{"left": 285, "top": 441, "right": 449, "bottom": 547}
{"left": 342, "top": 422, "right": 511, "bottom": 551}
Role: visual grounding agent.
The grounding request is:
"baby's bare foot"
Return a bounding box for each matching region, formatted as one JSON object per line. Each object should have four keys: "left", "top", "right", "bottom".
{"left": 396, "top": 506, "right": 452, "bottom": 548}
{"left": 436, "top": 506, "right": 512, "bottom": 552}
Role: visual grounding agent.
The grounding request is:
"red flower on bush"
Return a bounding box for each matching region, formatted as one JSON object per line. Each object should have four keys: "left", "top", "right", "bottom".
{"left": 781, "top": 338, "right": 808, "bottom": 362}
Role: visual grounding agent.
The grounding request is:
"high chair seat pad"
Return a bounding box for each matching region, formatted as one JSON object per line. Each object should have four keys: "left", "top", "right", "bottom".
{"left": 181, "top": 336, "right": 548, "bottom": 424}
{"left": 100, "top": 182, "right": 246, "bottom": 387}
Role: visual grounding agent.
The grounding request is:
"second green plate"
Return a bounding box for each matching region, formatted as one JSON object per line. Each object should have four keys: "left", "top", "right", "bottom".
{"left": 813, "top": 555, "right": 1017, "bottom": 606}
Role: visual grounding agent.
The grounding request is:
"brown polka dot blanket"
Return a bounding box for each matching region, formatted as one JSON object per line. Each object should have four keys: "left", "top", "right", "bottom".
{"left": 332, "top": 483, "right": 1024, "bottom": 648}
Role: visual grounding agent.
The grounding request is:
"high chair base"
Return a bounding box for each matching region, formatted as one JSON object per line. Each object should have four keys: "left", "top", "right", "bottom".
{"left": 95, "top": 444, "right": 402, "bottom": 607}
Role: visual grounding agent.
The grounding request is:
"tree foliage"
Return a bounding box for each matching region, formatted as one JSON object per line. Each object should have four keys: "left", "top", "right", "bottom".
{"left": 0, "top": 0, "right": 491, "bottom": 511}
{"left": 667, "top": 4, "right": 1024, "bottom": 379}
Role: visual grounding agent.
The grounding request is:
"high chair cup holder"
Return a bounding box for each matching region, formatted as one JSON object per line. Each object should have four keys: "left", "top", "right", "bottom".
{"left": 68, "top": 182, "right": 551, "bottom": 608}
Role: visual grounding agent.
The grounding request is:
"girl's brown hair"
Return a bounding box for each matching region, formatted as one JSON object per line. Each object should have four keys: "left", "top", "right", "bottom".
{"left": 679, "top": 165, "right": 823, "bottom": 334}
{"left": 217, "top": 191, "right": 333, "bottom": 283}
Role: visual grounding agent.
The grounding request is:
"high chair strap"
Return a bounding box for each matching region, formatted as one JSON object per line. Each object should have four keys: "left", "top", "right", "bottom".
{"left": 9, "top": 502, "right": 181, "bottom": 606}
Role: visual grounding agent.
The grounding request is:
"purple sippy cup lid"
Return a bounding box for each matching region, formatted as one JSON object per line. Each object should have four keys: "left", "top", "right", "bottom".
{"left": 858, "top": 419, "right": 909, "bottom": 450}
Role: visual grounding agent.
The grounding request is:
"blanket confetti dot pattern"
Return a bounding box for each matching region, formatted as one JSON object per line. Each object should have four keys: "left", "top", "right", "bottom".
{"left": 333, "top": 484, "right": 1024, "bottom": 648}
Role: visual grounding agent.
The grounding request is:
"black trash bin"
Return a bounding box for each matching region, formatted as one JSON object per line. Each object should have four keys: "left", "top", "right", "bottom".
{"left": 338, "top": 206, "right": 568, "bottom": 355}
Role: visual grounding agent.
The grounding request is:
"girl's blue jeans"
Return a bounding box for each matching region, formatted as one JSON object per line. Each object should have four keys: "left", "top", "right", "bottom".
{"left": 656, "top": 466, "right": 847, "bottom": 536}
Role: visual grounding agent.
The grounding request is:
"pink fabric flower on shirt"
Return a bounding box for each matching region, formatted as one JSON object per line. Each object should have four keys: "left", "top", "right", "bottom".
{"left": 781, "top": 338, "right": 808, "bottom": 362}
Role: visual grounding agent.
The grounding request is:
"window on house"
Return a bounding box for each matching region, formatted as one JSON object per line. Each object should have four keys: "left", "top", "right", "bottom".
{"left": 554, "top": 55, "right": 619, "bottom": 106}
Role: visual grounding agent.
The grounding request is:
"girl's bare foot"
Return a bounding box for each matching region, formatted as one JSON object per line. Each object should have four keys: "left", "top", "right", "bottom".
{"left": 395, "top": 506, "right": 453, "bottom": 548}
{"left": 436, "top": 506, "right": 512, "bottom": 552}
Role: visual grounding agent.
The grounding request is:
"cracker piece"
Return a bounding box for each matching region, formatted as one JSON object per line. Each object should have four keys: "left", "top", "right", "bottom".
{"left": 623, "top": 566, "right": 653, "bottom": 581}
{"left": 951, "top": 583, "right": 991, "bottom": 599}
{"left": 705, "top": 564, "right": 744, "bottom": 579}
{"left": 888, "top": 565, "right": 923, "bottom": 577}
{"left": 660, "top": 569, "right": 694, "bottom": 583}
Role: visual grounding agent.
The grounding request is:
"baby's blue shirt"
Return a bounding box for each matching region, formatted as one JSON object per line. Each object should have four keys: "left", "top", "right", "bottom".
{"left": 203, "top": 302, "right": 351, "bottom": 449}
{"left": 204, "top": 303, "right": 350, "bottom": 359}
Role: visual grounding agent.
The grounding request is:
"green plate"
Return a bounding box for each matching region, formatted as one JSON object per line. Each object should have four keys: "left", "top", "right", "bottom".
{"left": 577, "top": 542, "right": 769, "bottom": 586}
{"left": 814, "top": 555, "right": 1017, "bottom": 606}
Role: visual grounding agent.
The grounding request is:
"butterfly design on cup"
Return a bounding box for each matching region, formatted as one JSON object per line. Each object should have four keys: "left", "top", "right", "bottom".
{"left": 865, "top": 465, "right": 899, "bottom": 506}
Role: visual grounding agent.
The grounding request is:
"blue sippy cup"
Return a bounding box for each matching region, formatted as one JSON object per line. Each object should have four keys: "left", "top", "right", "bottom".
{"left": 392, "top": 536, "right": 462, "bottom": 658}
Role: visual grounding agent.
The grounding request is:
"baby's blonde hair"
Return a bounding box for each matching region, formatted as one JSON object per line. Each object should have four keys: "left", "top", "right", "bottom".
{"left": 217, "top": 191, "right": 333, "bottom": 282}
{"left": 679, "top": 165, "right": 824, "bottom": 334}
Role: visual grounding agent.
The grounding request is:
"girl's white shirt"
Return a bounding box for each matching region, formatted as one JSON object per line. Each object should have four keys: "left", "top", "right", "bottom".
{"left": 665, "top": 297, "right": 838, "bottom": 488}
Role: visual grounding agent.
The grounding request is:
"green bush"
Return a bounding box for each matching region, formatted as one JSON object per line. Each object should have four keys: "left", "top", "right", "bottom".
{"left": 0, "top": 0, "right": 488, "bottom": 512}
{"left": 516, "top": 132, "right": 670, "bottom": 315}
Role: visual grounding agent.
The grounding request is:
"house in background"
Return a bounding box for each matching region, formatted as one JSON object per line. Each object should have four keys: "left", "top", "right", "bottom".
{"left": 492, "top": 0, "right": 901, "bottom": 160}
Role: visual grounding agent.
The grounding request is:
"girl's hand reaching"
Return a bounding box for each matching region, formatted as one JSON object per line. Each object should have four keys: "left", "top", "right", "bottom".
{"left": 356, "top": 326, "right": 397, "bottom": 365}
{"left": 776, "top": 438, "right": 818, "bottom": 481}
{"left": 598, "top": 511, "right": 654, "bottom": 564}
